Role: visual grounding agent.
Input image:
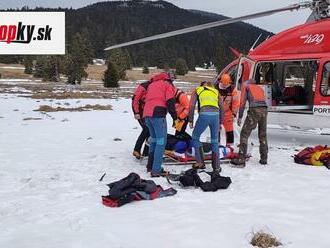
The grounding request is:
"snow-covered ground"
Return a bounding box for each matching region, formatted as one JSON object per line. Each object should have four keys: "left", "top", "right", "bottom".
{"left": 0, "top": 94, "right": 330, "bottom": 248}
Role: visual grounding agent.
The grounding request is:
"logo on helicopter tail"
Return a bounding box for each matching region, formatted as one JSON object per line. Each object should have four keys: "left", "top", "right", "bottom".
{"left": 300, "top": 34, "right": 325, "bottom": 45}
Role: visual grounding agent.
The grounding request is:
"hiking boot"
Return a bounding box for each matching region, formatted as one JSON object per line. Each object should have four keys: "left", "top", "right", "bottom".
{"left": 259, "top": 159, "right": 268, "bottom": 165}
{"left": 146, "top": 152, "right": 154, "bottom": 172}
{"left": 133, "top": 150, "right": 142, "bottom": 159}
{"left": 211, "top": 152, "right": 222, "bottom": 173}
{"left": 151, "top": 168, "right": 169, "bottom": 178}
{"left": 231, "top": 156, "right": 246, "bottom": 168}
{"left": 192, "top": 162, "right": 206, "bottom": 170}
{"left": 192, "top": 146, "right": 206, "bottom": 170}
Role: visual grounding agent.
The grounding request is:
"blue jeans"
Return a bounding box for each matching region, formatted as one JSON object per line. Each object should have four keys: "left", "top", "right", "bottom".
{"left": 145, "top": 117, "right": 167, "bottom": 173}
{"left": 192, "top": 112, "right": 220, "bottom": 163}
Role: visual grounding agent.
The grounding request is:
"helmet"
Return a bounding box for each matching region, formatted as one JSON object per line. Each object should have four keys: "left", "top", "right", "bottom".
{"left": 219, "top": 74, "right": 232, "bottom": 89}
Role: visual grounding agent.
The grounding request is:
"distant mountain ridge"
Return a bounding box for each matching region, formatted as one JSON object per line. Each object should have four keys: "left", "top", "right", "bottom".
{"left": 1, "top": 0, "right": 273, "bottom": 69}
{"left": 188, "top": 9, "right": 228, "bottom": 20}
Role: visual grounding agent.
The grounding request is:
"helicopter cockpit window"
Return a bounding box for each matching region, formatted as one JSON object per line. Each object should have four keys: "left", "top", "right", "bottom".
{"left": 321, "top": 62, "right": 330, "bottom": 96}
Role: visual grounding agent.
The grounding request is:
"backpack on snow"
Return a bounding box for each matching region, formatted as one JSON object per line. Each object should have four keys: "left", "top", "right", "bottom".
{"left": 293, "top": 145, "right": 328, "bottom": 165}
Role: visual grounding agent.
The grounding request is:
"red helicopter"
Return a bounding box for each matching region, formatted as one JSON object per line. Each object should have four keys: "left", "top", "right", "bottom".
{"left": 105, "top": 0, "right": 330, "bottom": 128}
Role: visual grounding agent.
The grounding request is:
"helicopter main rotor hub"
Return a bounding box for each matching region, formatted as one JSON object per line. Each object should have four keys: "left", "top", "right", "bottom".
{"left": 309, "top": 0, "right": 330, "bottom": 19}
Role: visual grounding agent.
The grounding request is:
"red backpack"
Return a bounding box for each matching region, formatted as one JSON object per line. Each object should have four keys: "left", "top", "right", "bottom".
{"left": 294, "top": 145, "right": 328, "bottom": 165}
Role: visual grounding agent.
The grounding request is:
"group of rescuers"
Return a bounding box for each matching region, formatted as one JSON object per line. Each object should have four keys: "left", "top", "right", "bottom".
{"left": 132, "top": 72, "right": 268, "bottom": 177}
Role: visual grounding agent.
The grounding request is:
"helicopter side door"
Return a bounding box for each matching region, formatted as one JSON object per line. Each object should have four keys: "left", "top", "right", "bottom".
{"left": 235, "top": 56, "right": 255, "bottom": 89}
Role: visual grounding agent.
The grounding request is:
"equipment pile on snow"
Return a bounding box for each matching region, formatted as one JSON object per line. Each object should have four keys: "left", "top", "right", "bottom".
{"left": 102, "top": 173, "right": 177, "bottom": 207}
{"left": 294, "top": 145, "right": 330, "bottom": 169}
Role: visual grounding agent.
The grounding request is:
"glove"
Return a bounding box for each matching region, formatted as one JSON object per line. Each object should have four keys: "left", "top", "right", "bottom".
{"left": 172, "top": 119, "right": 177, "bottom": 128}
{"left": 237, "top": 118, "right": 242, "bottom": 127}
{"left": 173, "top": 119, "right": 184, "bottom": 131}
{"left": 134, "top": 114, "right": 141, "bottom": 120}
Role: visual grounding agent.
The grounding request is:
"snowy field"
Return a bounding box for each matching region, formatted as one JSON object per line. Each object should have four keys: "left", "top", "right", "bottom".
{"left": 1, "top": 93, "right": 330, "bottom": 248}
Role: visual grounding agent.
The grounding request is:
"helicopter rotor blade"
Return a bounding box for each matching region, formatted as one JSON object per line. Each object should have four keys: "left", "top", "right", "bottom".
{"left": 104, "top": 3, "right": 311, "bottom": 51}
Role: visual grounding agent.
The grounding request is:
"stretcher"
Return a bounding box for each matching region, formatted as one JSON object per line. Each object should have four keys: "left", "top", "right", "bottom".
{"left": 162, "top": 146, "right": 248, "bottom": 166}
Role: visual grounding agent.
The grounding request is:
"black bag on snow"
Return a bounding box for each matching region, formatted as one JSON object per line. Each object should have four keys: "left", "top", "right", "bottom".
{"left": 179, "top": 169, "right": 203, "bottom": 187}
{"left": 199, "top": 171, "right": 232, "bottom": 192}
{"left": 176, "top": 169, "right": 232, "bottom": 191}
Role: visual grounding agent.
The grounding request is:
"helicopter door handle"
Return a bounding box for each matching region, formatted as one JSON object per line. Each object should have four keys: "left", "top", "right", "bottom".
{"left": 320, "top": 101, "right": 329, "bottom": 104}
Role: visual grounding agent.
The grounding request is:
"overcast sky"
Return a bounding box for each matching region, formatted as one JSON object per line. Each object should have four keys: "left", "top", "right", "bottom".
{"left": 0, "top": 0, "right": 311, "bottom": 32}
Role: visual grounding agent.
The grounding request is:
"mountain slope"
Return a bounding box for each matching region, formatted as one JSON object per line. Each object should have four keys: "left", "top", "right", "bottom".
{"left": 65, "top": 0, "right": 272, "bottom": 69}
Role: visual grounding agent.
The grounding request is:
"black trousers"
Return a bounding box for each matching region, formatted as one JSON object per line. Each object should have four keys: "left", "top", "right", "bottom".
{"left": 134, "top": 119, "right": 150, "bottom": 156}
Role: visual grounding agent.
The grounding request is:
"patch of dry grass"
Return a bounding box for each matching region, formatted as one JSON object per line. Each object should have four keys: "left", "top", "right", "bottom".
{"left": 251, "top": 231, "right": 282, "bottom": 248}
{"left": 23, "top": 117, "right": 43, "bottom": 121}
{"left": 86, "top": 64, "right": 107, "bottom": 81}
{"left": 0, "top": 63, "right": 217, "bottom": 84}
{"left": 30, "top": 91, "right": 114, "bottom": 99}
{"left": 126, "top": 68, "right": 217, "bottom": 83}
{"left": 34, "top": 104, "right": 112, "bottom": 112}
{"left": 87, "top": 64, "right": 217, "bottom": 83}
{"left": 0, "top": 64, "right": 29, "bottom": 79}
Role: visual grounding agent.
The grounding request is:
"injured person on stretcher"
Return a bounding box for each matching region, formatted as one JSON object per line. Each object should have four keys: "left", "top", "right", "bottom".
{"left": 145, "top": 133, "right": 242, "bottom": 165}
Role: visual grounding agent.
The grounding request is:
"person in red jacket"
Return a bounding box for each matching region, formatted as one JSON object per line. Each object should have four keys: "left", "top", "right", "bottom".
{"left": 143, "top": 72, "right": 177, "bottom": 177}
{"left": 132, "top": 81, "right": 151, "bottom": 159}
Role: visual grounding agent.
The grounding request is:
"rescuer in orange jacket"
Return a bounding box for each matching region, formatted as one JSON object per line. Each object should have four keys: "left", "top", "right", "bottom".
{"left": 231, "top": 79, "right": 268, "bottom": 167}
{"left": 173, "top": 89, "right": 190, "bottom": 135}
{"left": 217, "top": 74, "right": 240, "bottom": 146}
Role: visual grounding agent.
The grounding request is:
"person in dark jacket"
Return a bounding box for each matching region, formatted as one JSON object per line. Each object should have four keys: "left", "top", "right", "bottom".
{"left": 132, "top": 81, "right": 151, "bottom": 159}
{"left": 143, "top": 72, "right": 178, "bottom": 177}
{"left": 188, "top": 81, "right": 224, "bottom": 172}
